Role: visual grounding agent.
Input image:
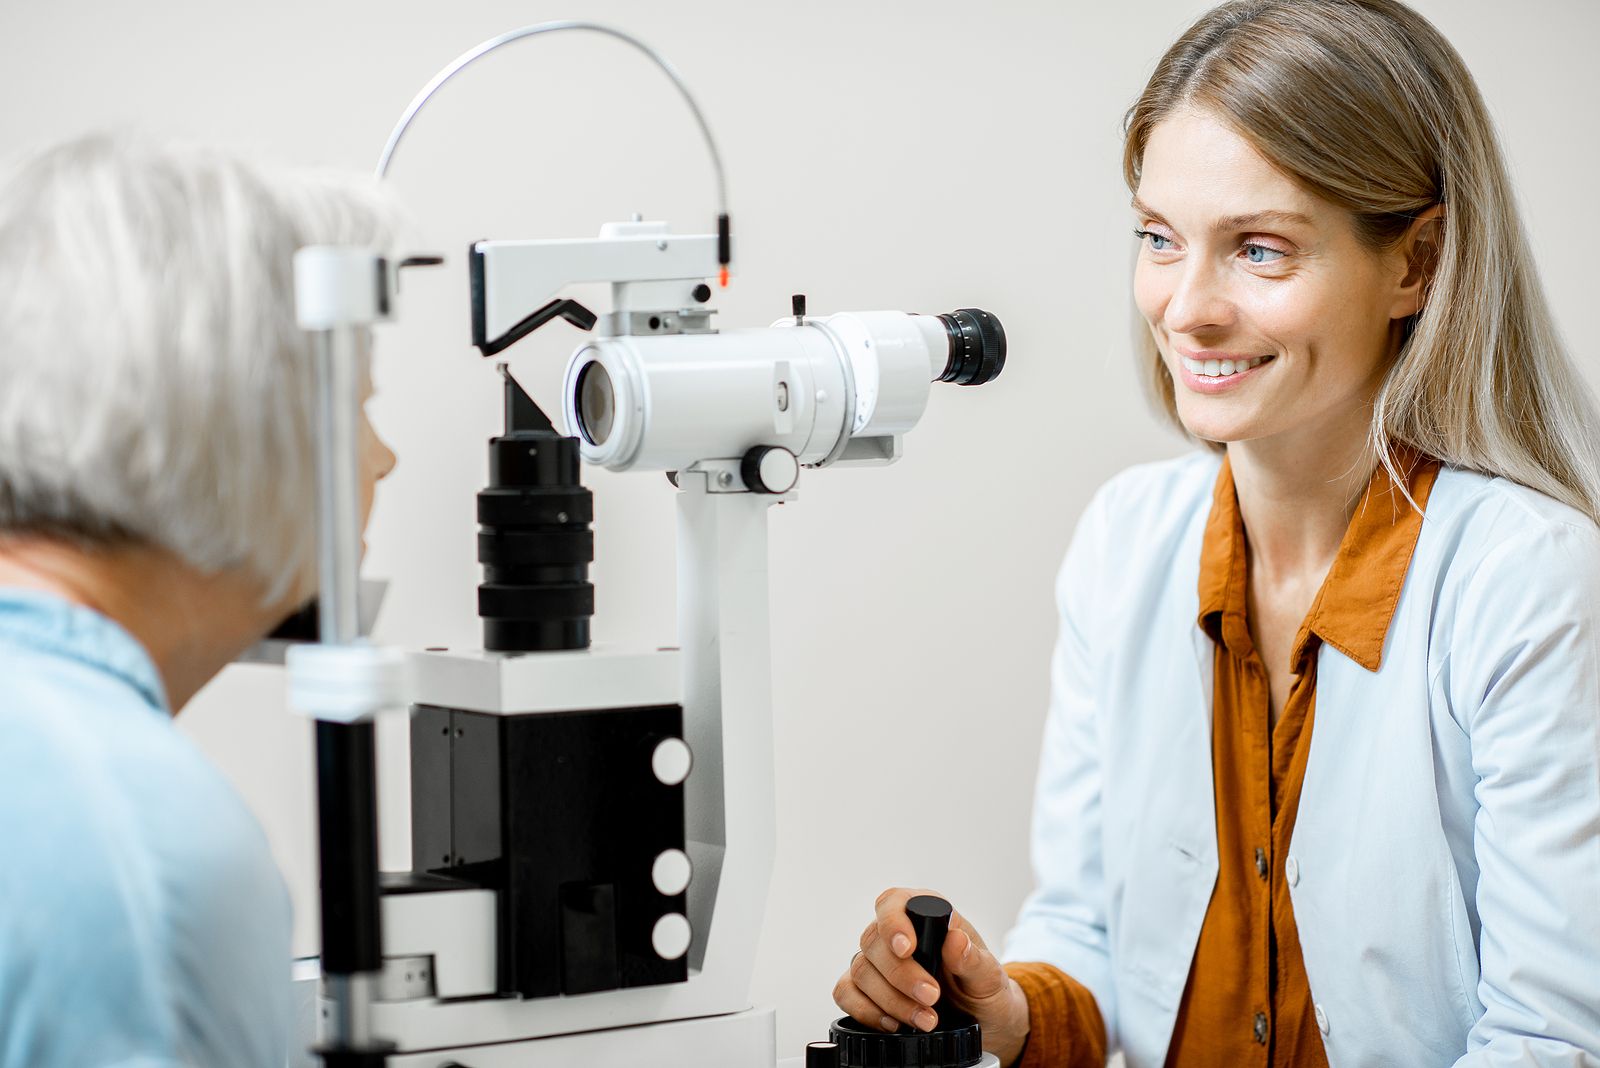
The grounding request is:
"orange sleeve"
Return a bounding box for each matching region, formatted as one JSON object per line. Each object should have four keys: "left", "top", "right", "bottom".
{"left": 1003, "top": 961, "right": 1108, "bottom": 1068}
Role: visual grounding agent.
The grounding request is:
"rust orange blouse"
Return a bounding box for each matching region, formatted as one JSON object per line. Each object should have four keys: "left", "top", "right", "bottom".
{"left": 1005, "top": 453, "right": 1439, "bottom": 1067}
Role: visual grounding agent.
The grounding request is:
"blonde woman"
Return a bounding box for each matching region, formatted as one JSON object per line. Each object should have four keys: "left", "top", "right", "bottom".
{"left": 834, "top": 1, "right": 1600, "bottom": 1066}
{"left": 0, "top": 138, "right": 398, "bottom": 1067}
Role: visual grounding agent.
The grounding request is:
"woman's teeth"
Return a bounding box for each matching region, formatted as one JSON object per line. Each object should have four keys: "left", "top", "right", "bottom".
{"left": 1182, "top": 355, "right": 1269, "bottom": 378}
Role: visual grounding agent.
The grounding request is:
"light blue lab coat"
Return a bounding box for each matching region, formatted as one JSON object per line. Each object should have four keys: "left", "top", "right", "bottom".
{"left": 0, "top": 590, "right": 291, "bottom": 1068}
{"left": 1002, "top": 453, "right": 1600, "bottom": 1067}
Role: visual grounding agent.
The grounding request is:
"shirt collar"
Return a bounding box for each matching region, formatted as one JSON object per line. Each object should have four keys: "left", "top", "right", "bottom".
{"left": 0, "top": 588, "right": 170, "bottom": 713}
{"left": 1197, "top": 448, "right": 1441, "bottom": 673}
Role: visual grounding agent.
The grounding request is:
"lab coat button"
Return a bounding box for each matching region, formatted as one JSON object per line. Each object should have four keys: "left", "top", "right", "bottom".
{"left": 1254, "top": 847, "right": 1268, "bottom": 879}
{"left": 1253, "top": 1012, "right": 1268, "bottom": 1044}
{"left": 1315, "top": 1004, "right": 1329, "bottom": 1035}
{"left": 1286, "top": 856, "right": 1300, "bottom": 886}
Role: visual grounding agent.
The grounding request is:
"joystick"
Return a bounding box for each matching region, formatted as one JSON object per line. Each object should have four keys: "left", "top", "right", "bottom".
{"left": 808, "top": 895, "right": 1000, "bottom": 1068}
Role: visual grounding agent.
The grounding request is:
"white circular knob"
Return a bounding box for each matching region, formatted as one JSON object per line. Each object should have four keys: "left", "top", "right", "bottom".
{"left": 651, "top": 737, "right": 692, "bottom": 786}
{"left": 652, "top": 913, "right": 692, "bottom": 960}
{"left": 652, "top": 848, "right": 693, "bottom": 896}
{"left": 740, "top": 445, "right": 799, "bottom": 494}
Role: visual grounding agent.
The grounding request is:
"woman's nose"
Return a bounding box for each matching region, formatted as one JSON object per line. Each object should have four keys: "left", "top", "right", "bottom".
{"left": 376, "top": 437, "right": 398, "bottom": 481}
{"left": 1163, "top": 259, "right": 1234, "bottom": 336}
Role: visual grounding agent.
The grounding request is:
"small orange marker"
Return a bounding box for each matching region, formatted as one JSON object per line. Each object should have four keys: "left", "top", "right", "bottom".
{"left": 716, "top": 214, "right": 731, "bottom": 288}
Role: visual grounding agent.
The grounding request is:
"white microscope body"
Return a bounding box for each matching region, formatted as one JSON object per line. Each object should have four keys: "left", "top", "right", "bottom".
{"left": 288, "top": 23, "right": 1003, "bottom": 1068}
{"left": 294, "top": 219, "right": 1003, "bottom": 1068}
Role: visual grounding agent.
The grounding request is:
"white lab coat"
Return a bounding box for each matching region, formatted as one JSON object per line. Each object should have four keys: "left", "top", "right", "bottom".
{"left": 1001, "top": 452, "right": 1600, "bottom": 1067}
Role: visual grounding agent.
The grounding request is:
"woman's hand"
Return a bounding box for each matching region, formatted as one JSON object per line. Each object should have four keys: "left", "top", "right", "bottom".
{"left": 832, "top": 887, "right": 1031, "bottom": 1065}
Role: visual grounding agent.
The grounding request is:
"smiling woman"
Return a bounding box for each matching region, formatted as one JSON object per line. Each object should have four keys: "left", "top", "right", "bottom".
{"left": 1123, "top": 0, "right": 1600, "bottom": 522}
{"left": 831, "top": 2, "right": 1600, "bottom": 1067}
{"left": 1129, "top": 108, "right": 1433, "bottom": 459}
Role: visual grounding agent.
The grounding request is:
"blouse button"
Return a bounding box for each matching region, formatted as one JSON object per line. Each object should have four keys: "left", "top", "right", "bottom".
{"left": 1315, "top": 1003, "right": 1330, "bottom": 1035}
{"left": 1286, "top": 855, "right": 1300, "bottom": 887}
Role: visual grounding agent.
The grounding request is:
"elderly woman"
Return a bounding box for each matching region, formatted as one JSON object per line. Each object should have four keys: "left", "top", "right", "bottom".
{"left": 0, "top": 137, "right": 397, "bottom": 1067}
{"left": 835, "top": 1, "right": 1600, "bottom": 1066}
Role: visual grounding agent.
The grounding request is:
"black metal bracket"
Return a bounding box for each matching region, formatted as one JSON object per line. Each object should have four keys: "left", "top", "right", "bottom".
{"left": 374, "top": 253, "right": 445, "bottom": 318}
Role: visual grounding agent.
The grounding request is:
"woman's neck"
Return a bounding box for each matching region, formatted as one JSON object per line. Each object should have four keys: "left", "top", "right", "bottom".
{"left": 1226, "top": 418, "right": 1377, "bottom": 586}
{"left": 0, "top": 537, "right": 283, "bottom": 711}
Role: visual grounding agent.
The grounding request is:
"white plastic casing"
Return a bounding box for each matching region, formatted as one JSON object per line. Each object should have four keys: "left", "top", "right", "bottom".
{"left": 286, "top": 643, "right": 411, "bottom": 723}
{"left": 561, "top": 311, "right": 943, "bottom": 472}
{"left": 474, "top": 223, "right": 719, "bottom": 342}
{"left": 294, "top": 246, "right": 386, "bottom": 329}
{"left": 817, "top": 311, "right": 943, "bottom": 438}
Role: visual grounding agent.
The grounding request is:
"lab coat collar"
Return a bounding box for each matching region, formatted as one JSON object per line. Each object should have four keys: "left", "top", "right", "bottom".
{"left": 1194, "top": 449, "right": 1440, "bottom": 674}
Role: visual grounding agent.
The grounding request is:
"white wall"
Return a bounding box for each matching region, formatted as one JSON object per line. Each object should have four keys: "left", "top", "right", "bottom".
{"left": 2, "top": 0, "right": 1595, "bottom": 1059}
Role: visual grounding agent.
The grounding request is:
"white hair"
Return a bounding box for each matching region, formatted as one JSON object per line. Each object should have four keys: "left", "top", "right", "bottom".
{"left": 0, "top": 135, "right": 404, "bottom": 602}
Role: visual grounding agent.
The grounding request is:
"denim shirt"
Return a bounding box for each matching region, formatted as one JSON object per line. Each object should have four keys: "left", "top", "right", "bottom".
{"left": 0, "top": 589, "right": 291, "bottom": 1067}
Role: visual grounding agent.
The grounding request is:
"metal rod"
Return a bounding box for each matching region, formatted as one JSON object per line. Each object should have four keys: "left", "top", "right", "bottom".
{"left": 313, "top": 328, "right": 364, "bottom": 645}
{"left": 316, "top": 722, "right": 383, "bottom": 1049}
{"left": 373, "top": 21, "right": 729, "bottom": 215}
{"left": 310, "top": 325, "right": 384, "bottom": 1056}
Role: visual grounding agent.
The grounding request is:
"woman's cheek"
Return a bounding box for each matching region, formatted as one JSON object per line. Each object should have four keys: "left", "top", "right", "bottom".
{"left": 1132, "top": 261, "right": 1168, "bottom": 333}
{"left": 1236, "top": 276, "right": 1312, "bottom": 354}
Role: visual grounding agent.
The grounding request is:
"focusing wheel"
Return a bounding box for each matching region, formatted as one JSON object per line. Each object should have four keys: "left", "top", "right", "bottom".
{"left": 740, "top": 446, "right": 800, "bottom": 494}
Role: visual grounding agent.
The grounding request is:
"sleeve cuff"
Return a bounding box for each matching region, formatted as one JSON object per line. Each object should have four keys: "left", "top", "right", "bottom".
{"left": 1003, "top": 961, "right": 1108, "bottom": 1068}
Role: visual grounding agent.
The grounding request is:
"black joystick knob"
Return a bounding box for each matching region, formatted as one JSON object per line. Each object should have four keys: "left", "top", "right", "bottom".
{"left": 825, "top": 894, "right": 984, "bottom": 1068}
{"left": 936, "top": 308, "right": 1006, "bottom": 386}
{"left": 906, "top": 895, "right": 972, "bottom": 1028}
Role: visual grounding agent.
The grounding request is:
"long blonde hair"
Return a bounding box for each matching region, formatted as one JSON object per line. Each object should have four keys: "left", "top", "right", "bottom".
{"left": 1124, "top": 0, "right": 1600, "bottom": 524}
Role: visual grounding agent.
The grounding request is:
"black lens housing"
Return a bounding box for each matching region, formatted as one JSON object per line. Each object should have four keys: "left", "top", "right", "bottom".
{"left": 936, "top": 308, "right": 1006, "bottom": 386}
{"left": 477, "top": 370, "right": 595, "bottom": 652}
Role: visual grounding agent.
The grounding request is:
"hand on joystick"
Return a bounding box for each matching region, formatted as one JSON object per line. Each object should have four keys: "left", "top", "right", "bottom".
{"left": 831, "top": 888, "right": 1029, "bottom": 1066}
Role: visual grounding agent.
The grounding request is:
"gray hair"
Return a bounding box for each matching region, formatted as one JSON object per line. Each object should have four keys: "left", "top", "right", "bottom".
{"left": 0, "top": 135, "right": 403, "bottom": 602}
{"left": 1123, "top": 0, "right": 1600, "bottom": 524}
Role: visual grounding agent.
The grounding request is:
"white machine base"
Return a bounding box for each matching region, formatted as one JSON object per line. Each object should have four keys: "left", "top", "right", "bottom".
{"left": 382, "top": 1004, "right": 774, "bottom": 1067}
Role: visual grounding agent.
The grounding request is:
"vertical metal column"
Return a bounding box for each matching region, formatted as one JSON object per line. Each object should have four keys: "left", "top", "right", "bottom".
{"left": 675, "top": 475, "right": 780, "bottom": 993}
{"left": 314, "top": 328, "right": 364, "bottom": 646}
{"left": 311, "top": 326, "right": 386, "bottom": 1065}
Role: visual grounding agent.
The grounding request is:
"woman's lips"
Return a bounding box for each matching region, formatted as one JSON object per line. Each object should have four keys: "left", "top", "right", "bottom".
{"left": 1175, "top": 352, "right": 1276, "bottom": 393}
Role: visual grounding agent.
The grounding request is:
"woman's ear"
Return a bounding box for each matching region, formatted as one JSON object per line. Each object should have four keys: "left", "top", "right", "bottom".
{"left": 1391, "top": 204, "right": 1445, "bottom": 321}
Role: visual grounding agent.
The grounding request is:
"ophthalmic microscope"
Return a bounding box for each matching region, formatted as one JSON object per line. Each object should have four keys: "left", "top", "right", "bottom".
{"left": 284, "top": 22, "right": 1005, "bottom": 1068}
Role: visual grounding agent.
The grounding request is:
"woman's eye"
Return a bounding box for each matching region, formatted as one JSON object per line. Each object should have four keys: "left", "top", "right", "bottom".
{"left": 1242, "top": 242, "right": 1286, "bottom": 264}
{"left": 1134, "top": 228, "right": 1174, "bottom": 252}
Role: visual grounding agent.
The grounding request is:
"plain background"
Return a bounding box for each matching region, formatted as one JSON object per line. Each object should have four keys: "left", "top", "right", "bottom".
{"left": 2, "top": 0, "right": 1596, "bottom": 1059}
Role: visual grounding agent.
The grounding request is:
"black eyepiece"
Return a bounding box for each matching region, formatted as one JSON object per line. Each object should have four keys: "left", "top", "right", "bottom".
{"left": 936, "top": 308, "right": 1005, "bottom": 386}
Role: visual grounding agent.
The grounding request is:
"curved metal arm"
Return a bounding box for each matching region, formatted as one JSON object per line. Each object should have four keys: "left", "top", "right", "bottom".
{"left": 373, "top": 21, "right": 728, "bottom": 217}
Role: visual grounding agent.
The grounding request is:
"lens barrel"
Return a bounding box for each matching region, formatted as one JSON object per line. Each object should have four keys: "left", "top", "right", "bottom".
{"left": 477, "top": 370, "right": 595, "bottom": 652}
{"left": 936, "top": 308, "right": 1006, "bottom": 386}
{"left": 575, "top": 361, "right": 615, "bottom": 447}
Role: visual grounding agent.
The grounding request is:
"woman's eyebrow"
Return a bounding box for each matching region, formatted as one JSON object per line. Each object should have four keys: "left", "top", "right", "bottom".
{"left": 1130, "top": 196, "right": 1168, "bottom": 225}
{"left": 1214, "top": 209, "right": 1314, "bottom": 231}
{"left": 1130, "top": 197, "right": 1313, "bottom": 232}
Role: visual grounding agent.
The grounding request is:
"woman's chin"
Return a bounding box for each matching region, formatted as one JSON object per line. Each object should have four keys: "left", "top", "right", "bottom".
{"left": 1177, "top": 415, "right": 1255, "bottom": 446}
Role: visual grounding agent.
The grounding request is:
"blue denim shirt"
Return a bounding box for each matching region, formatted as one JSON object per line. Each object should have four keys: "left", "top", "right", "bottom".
{"left": 0, "top": 589, "right": 290, "bottom": 1067}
